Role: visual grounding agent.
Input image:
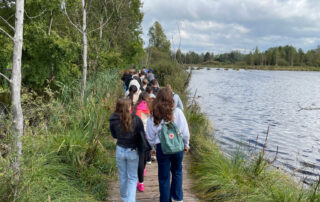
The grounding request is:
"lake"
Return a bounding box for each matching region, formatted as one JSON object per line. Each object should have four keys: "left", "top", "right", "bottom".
{"left": 189, "top": 68, "right": 320, "bottom": 182}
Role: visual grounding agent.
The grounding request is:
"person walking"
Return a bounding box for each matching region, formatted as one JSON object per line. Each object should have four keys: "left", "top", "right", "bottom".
{"left": 150, "top": 79, "right": 160, "bottom": 95}
{"left": 146, "top": 86, "right": 156, "bottom": 98}
{"left": 134, "top": 92, "right": 151, "bottom": 192}
{"left": 109, "top": 98, "right": 145, "bottom": 202}
{"left": 166, "top": 84, "right": 184, "bottom": 111}
{"left": 127, "top": 85, "right": 139, "bottom": 107}
{"left": 141, "top": 78, "right": 149, "bottom": 91}
{"left": 146, "top": 87, "right": 190, "bottom": 202}
{"left": 121, "top": 70, "right": 132, "bottom": 93}
{"left": 147, "top": 69, "right": 155, "bottom": 82}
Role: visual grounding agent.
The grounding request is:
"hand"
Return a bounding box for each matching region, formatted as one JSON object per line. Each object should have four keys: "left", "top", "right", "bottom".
{"left": 151, "top": 150, "right": 156, "bottom": 156}
{"left": 184, "top": 147, "right": 189, "bottom": 153}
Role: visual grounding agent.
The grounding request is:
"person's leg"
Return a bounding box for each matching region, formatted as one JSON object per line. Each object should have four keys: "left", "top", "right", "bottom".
{"left": 116, "top": 146, "right": 128, "bottom": 201}
{"left": 126, "top": 148, "right": 139, "bottom": 202}
{"left": 123, "top": 82, "right": 127, "bottom": 92}
{"left": 146, "top": 150, "right": 151, "bottom": 163}
{"left": 156, "top": 144, "right": 172, "bottom": 202}
{"left": 137, "top": 152, "right": 145, "bottom": 183}
{"left": 170, "top": 151, "right": 184, "bottom": 201}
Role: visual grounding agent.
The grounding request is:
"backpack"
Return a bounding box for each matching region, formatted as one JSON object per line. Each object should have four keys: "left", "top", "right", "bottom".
{"left": 159, "top": 121, "right": 184, "bottom": 155}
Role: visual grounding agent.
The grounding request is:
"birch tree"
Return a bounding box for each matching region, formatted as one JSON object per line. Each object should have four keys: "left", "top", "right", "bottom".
{"left": 81, "top": 0, "right": 87, "bottom": 99}
{"left": 0, "top": 0, "right": 25, "bottom": 200}
{"left": 63, "top": 0, "right": 122, "bottom": 99}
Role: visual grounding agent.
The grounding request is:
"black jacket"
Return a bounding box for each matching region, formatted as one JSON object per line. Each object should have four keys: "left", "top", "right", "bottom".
{"left": 121, "top": 73, "right": 132, "bottom": 88}
{"left": 109, "top": 113, "right": 150, "bottom": 153}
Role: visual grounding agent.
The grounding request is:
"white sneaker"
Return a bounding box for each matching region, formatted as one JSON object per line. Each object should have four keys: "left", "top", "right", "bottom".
{"left": 151, "top": 155, "right": 157, "bottom": 161}
{"left": 172, "top": 199, "right": 183, "bottom": 202}
{"left": 147, "top": 161, "right": 152, "bottom": 165}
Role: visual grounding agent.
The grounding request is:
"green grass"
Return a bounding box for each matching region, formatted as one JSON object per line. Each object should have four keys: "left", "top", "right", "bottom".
{"left": 0, "top": 70, "right": 122, "bottom": 201}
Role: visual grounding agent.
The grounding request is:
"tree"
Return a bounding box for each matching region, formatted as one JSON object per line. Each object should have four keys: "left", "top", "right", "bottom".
{"left": 176, "top": 48, "right": 182, "bottom": 63}
{"left": 148, "top": 21, "right": 170, "bottom": 53}
{"left": 62, "top": 0, "right": 88, "bottom": 99}
{"left": 298, "top": 48, "right": 304, "bottom": 66}
{"left": 0, "top": 0, "right": 25, "bottom": 200}
{"left": 204, "top": 51, "right": 210, "bottom": 62}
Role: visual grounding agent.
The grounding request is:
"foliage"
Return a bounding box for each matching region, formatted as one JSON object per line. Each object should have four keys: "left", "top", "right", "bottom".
{"left": 0, "top": 70, "right": 122, "bottom": 201}
{"left": 148, "top": 21, "right": 170, "bottom": 53}
{"left": 178, "top": 45, "right": 320, "bottom": 69}
{"left": 0, "top": 0, "right": 144, "bottom": 88}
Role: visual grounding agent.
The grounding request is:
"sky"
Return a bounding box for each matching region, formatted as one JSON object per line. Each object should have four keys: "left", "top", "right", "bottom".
{"left": 141, "top": 0, "right": 320, "bottom": 54}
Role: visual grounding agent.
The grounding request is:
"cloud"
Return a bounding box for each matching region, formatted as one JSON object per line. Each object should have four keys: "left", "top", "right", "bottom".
{"left": 141, "top": 0, "right": 320, "bottom": 53}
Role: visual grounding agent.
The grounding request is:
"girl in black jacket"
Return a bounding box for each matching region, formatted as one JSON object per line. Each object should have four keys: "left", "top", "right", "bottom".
{"left": 109, "top": 98, "right": 145, "bottom": 202}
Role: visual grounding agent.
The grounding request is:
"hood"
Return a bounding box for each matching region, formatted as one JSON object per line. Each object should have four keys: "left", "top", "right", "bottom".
{"left": 109, "top": 113, "right": 120, "bottom": 122}
{"left": 136, "top": 101, "right": 150, "bottom": 115}
{"left": 136, "top": 101, "right": 149, "bottom": 111}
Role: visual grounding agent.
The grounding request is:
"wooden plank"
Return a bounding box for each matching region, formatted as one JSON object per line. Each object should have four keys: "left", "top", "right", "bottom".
{"left": 107, "top": 154, "right": 199, "bottom": 202}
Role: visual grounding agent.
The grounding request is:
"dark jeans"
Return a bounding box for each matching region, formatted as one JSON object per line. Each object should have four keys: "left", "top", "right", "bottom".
{"left": 146, "top": 150, "right": 151, "bottom": 162}
{"left": 138, "top": 152, "right": 147, "bottom": 183}
{"left": 156, "top": 144, "right": 184, "bottom": 202}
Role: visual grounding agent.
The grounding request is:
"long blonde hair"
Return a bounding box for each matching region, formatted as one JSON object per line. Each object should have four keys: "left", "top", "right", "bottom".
{"left": 115, "top": 98, "right": 132, "bottom": 133}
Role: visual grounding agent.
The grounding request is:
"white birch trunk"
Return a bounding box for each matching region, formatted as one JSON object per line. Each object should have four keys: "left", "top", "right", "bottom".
{"left": 11, "top": 0, "right": 25, "bottom": 199}
{"left": 80, "top": 0, "right": 87, "bottom": 99}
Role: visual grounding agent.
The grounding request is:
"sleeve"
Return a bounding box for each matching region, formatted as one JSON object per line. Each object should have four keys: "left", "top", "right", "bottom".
{"left": 109, "top": 121, "right": 117, "bottom": 139}
{"left": 136, "top": 116, "right": 145, "bottom": 134}
{"left": 176, "top": 109, "right": 190, "bottom": 148}
{"left": 146, "top": 117, "right": 157, "bottom": 149}
{"left": 177, "top": 95, "right": 184, "bottom": 111}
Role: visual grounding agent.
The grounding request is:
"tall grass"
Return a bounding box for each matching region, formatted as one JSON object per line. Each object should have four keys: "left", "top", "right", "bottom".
{"left": 0, "top": 70, "right": 122, "bottom": 201}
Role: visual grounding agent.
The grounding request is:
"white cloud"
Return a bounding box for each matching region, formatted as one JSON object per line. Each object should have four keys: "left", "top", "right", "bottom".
{"left": 141, "top": 0, "right": 320, "bottom": 53}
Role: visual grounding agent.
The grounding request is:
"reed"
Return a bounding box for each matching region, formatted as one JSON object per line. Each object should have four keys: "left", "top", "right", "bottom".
{"left": 0, "top": 70, "right": 122, "bottom": 201}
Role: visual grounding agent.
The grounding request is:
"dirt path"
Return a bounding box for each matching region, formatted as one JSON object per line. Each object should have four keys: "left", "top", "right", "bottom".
{"left": 107, "top": 154, "right": 199, "bottom": 202}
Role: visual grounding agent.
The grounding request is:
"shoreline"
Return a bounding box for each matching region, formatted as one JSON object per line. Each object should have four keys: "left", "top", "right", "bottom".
{"left": 186, "top": 64, "right": 320, "bottom": 72}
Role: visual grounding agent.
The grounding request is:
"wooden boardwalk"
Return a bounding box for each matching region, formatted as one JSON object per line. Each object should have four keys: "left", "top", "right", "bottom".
{"left": 107, "top": 154, "right": 199, "bottom": 202}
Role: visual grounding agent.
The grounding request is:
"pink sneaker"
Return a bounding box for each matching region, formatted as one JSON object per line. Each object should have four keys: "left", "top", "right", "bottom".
{"left": 143, "top": 167, "right": 146, "bottom": 176}
{"left": 137, "top": 182, "right": 144, "bottom": 192}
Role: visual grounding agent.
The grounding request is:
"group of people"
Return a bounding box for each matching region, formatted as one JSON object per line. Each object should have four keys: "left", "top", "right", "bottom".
{"left": 110, "top": 68, "right": 189, "bottom": 202}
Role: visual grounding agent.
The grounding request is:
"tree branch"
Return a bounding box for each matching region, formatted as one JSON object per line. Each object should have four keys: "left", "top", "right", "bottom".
{"left": 62, "top": 1, "right": 82, "bottom": 33}
{"left": 0, "top": 16, "right": 14, "bottom": 30}
{"left": 88, "top": 0, "right": 124, "bottom": 34}
{"left": 0, "top": 72, "right": 11, "bottom": 83}
{"left": 0, "top": 26, "right": 14, "bottom": 41}
{"left": 24, "top": 9, "right": 47, "bottom": 19}
{"left": 88, "top": 15, "right": 112, "bottom": 34}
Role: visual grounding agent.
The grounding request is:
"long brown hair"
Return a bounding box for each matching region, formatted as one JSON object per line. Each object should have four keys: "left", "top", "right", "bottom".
{"left": 152, "top": 87, "right": 174, "bottom": 125}
{"left": 115, "top": 98, "right": 132, "bottom": 133}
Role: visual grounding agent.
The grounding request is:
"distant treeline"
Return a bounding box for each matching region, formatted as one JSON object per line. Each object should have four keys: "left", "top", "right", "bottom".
{"left": 174, "top": 45, "right": 320, "bottom": 67}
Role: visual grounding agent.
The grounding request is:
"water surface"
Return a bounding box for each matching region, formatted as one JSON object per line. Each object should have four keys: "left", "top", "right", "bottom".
{"left": 189, "top": 68, "right": 320, "bottom": 181}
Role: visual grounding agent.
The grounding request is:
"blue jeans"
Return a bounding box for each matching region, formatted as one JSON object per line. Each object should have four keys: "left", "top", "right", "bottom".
{"left": 116, "top": 145, "right": 139, "bottom": 202}
{"left": 123, "top": 83, "right": 127, "bottom": 93}
{"left": 156, "top": 144, "right": 184, "bottom": 202}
